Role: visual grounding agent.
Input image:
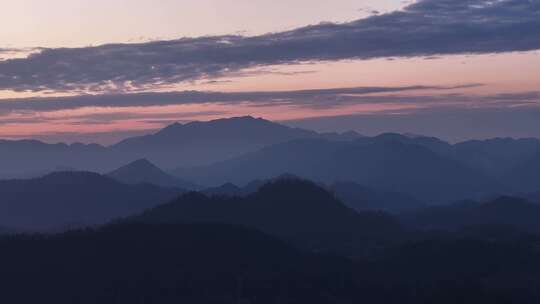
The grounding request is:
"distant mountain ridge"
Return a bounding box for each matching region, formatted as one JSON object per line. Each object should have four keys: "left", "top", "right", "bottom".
{"left": 0, "top": 140, "right": 109, "bottom": 177}
{"left": 176, "top": 136, "right": 505, "bottom": 203}
{"left": 109, "top": 116, "right": 322, "bottom": 168}
{"left": 0, "top": 171, "right": 183, "bottom": 231}
{"left": 0, "top": 116, "right": 359, "bottom": 175}
{"left": 1, "top": 116, "right": 540, "bottom": 197}
{"left": 107, "top": 159, "right": 199, "bottom": 190}
{"left": 504, "top": 152, "right": 540, "bottom": 192}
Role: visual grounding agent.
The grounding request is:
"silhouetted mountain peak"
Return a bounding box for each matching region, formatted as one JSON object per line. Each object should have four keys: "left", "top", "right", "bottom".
{"left": 107, "top": 158, "right": 195, "bottom": 189}
{"left": 213, "top": 115, "right": 261, "bottom": 123}
{"left": 251, "top": 174, "right": 334, "bottom": 199}
{"left": 158, "top": 116, "right": 273, "bottom": 133}
{"left": 133, "top": 176, "right": 401, "bottom": 255}
{"left": 110, "top": 116, "right": 320, "bottom": 168}
{"left": 253, "top": 178, "right": 341, "bottom": 208}
{"left": 157, "top": 121, "right": 183, "bottom": 133}
{"left": 109, "top": 158, "right": 164, "bottom": 176}
{"left": 124, "top": 158, "right": 158, "bottom": 170}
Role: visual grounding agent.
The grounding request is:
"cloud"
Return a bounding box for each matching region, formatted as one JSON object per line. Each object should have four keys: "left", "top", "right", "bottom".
{"left": 0, "top": 0, "right": 538, "bottom": 92}
{"left": 64, "top": 110, "right": 227, "bottom": 126}
{"left": 0, "top": 48, "right": 20, "bottom": 54}
{"left": 0, "top": 47, "right": 44, "bottom": 61}
{"left": 0, "top": 84, "right": 482, "bottom": 114}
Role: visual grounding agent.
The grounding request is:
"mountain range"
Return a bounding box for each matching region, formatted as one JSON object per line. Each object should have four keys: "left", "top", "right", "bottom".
{"left": 202, "top": 176, "right": 425, "bottom": 213}
{"left": 132, "top": 177, "right": 403, "bottom": 255}
{"left": 1, "top": 116, "right": 540, "bottom": 204}
{"left": 175, "top": 135, "right": 505, "bottom": 203}
{"left": 0, "top": 171, "right": 183, "bottom": 231}
{"left": 0, "top": 116, "right": 361, "bottom": 176}
{"left": 3, "top": 169, "right": 540, "bottom": 302}
{"left": 402, "top": 196, "right": 540, "bottom": 233}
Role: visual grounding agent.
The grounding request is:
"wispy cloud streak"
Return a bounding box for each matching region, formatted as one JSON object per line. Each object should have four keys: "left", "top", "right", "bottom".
{"left": 0, "top": 84, "right": 483, "bottom": 114}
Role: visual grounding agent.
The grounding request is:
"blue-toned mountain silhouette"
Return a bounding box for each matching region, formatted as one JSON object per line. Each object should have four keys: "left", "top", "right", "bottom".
{"left": 1, "top": 117, "right": 540, "bottom": 198}
{"left": 0, "top": 171, "right": 183, "bottom": 231}
{"left": 175, "top": 135, "right": 506, "bottom": 203}
{"left": 107, "top": 159, "right": 199, "bottom": 190}
{"left": 109, "top": 116, "right": 320, "bottom": 168}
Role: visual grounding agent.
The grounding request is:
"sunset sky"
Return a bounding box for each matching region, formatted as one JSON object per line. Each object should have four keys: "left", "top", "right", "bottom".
{"left": 0, "top": 0, "right": 539, "bottom": 144}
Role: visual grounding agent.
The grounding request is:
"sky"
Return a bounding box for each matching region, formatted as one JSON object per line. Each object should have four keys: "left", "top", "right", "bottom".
{"left": 0, "top": 0, "right": 539, "bottom": 144}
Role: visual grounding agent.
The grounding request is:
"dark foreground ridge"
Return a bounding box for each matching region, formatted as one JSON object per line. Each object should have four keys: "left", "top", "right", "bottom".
{"left": 3, "top": 221, "right": 540, "bottom": 303}
{"left": 132, "top": 177, "right": 403, "bottom": 255}
{"left": 1, "top": 176, "right": 540, "bottom": 302}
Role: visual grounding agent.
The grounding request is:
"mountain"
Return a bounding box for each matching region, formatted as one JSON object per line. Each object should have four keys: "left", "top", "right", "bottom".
{"left": 202, "top": 174, "right": 314, "bottom": 197}
{"left": 1, "top": 223, "right": 355, "bottom": 303}
{"left": 366, "top": 135, "right": 540, "bottom": 183}
{"left": 203, "top": 177, "right": 425, "bottom": 213}
{"left": 132, "top": 177, "right": 403, "bottom": 255}
{"left": 110, "top": 116, "right": 320, "bottom": 168}
{"left": 402, "top": 196, "right": 540, "bottom": 232}
{"left": 330, "top": 181, "right": 425, "bottom": 212}
{"left": 2, "top": 117, "right": 539, "bottom": 191}
{"left": 373, "top": 133, "right": 454, "bottom": 157}
{"left": 2, "top": 117, "right": 539, "bottom": 195}
{"left": 176, "top": 136, "right": 503, "bottom": 203}
{"left": 453, "top": 138, "right": 540, "bottom": 177}
{"left": 503, "top": 152, "right": 540, "bottom": 192}
{"left": 0, "top": 117, "right": 325, "bottom": 176}
{"left": 0, "top": 140, "right": 112, "bottom": 177}
{"left": 319, "top": 130, "right": 364, "bottom": 141}
{"left": 107, "top": 159, "right": 199, "bottom": 190}
{"left": 0, "top": 171, "right": 183, "bottom": 231}
{"left": 4, "top": 222, "right": 540, "bottom": 303}
{"left": 355, "top": 135, "right": 540, "bottom": 180}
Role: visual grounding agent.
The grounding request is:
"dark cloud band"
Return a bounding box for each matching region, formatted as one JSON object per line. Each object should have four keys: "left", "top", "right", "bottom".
{"left": 0, "top": 0, "right": 538, "bottom": 92}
